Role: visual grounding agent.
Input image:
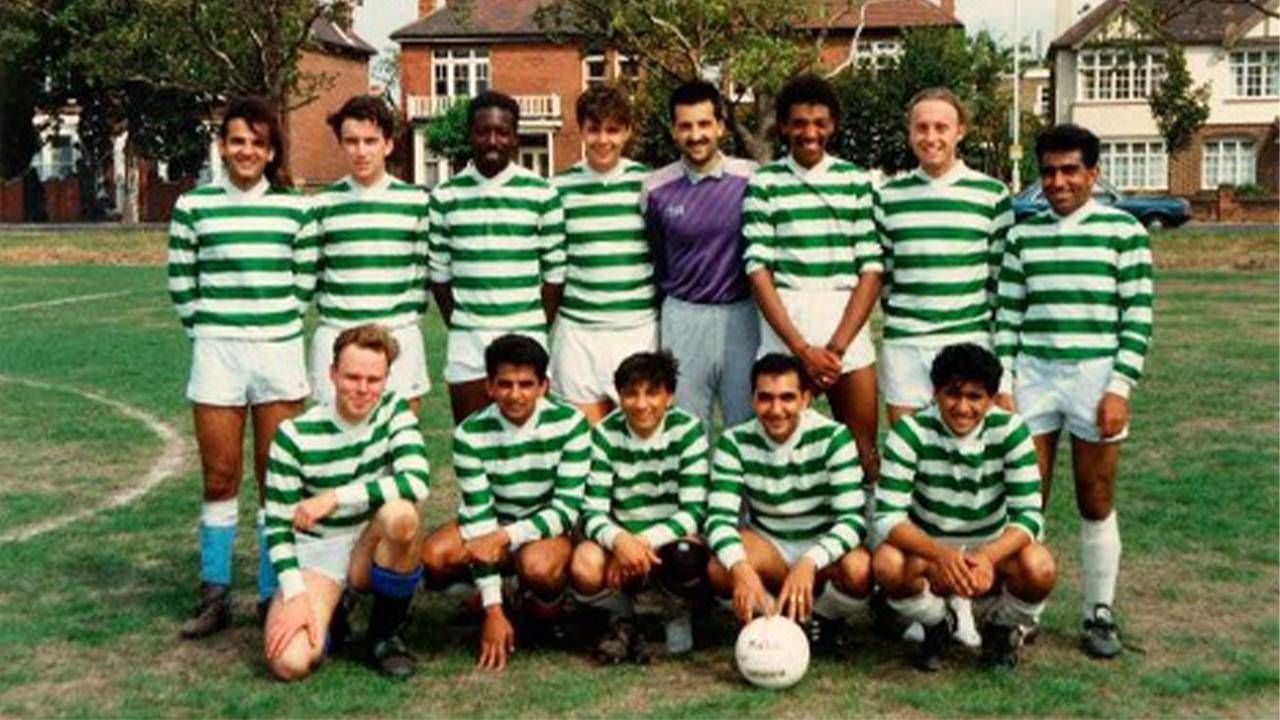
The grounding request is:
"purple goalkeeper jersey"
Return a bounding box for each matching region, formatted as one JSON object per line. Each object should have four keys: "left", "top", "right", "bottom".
{"left": 641, "top": 156, "right": 756, "bottom": 305}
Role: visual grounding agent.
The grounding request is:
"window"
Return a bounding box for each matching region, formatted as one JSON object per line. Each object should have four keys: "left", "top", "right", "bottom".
{"left": 584, "top": 53, "right": 639, "bottom": 89}
{"left": 1036, "top": 85, "right": 1051, "bottom": 117}
{"left": 1078, "top": 49, "right": 1164, "bottom": 101}
{"left": 433, "top": 48, "right": 489, "bottom": 98}
{"left": 1229, "top": 49, "right": 1279, "bottom": 97}
{"left": 1099, "top": 140, "right": 1167, "bottom": 190}
{"left": 584, "top": 54, "right": 608, "bottom": 88}
{"left": 857, "top": 40, "right": 902, "bottom": 71}
{"left": 519, "top": 145, "right": 551, "bottom": 178}
{"left": 32, "top": 134, "right": 77, "bottom": 180}
{"left": 1203, "top": 138, "right": 1257, "bottom": 189}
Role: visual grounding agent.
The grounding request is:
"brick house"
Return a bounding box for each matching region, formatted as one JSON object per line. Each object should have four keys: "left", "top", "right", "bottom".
{"left": 1048, "top": 0, "right": 1279, "bottom": 212}
{"left": 391, "top": 0, "right": 962, "bottom": 187}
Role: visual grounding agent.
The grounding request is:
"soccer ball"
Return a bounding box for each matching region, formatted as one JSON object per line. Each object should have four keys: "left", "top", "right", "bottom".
{"left": 734, "top": 615, "right": 810, "bottom": 689}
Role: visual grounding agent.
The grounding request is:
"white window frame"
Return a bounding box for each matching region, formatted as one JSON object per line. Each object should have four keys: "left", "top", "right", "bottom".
{"left": 1036, "top": 85, "right": 1051, "bottom": 117}
{"left": 518, "top": 145, "right": 551, "bottom": 179}
{"left": 1099, "top": 139, "right": 1167, "bottom": 190}
{"left": 432, "top": 47, "right": 490, "bottom": 99}
{"left": 1202, "top": 137, "right": 1257, "bottom": 189}
{"left": 1229, "top": 49, "right": 1280, "bottom": 98}
{"left": 1078, "top": 48, "right": 1165, "bottom": 101}
{"left": 583, "top": 54, "right": 609, "bottom": 88}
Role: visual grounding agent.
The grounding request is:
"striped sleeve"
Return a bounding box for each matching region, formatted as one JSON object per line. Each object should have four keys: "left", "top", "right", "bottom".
{"left": 706, "top": 433, "right": 747, "bottom": 570}
{"left": 640, "top": 420, "right": 710, "bottom": 549}
{"left": 166, "top": 196, "right": 198, "bottom": 336}
{"left": 994, "top": 229, "right": 1027, "bottom": 379}
{"left": 539, "top": 189, "right": 567, "bottom": 284}
{"left": 292, "top": 202, "right": 320, "bottom": 306}
{"left": 1001, "top": 415, "right": 1044, "bottom": 541}
{"left": 873, "top": 187, "right": 895, "bottom": 301}
{"left": 874, "top": 416, "right": 922, "bottom": 542}
{"left": 333, "top": 399, "right": 431, "bottom": 511}
{"left": 741, "top": 174, "right": 776, "bottom": 276}
{"left": 507, "top": 415, "right": 590, "bottom": 547}
{"left": 264, "top": 425, "right": 307, "bottom": 599}
{"left": 415, "top": 201, "right": 431, "bottom": 314}
{"left": 988, "top": 188, "right": 1014, "bottom": 310}
{"left": 1108, "top": 229, "right": 1154, "bottom": 395}
{"left": 427, "top": 189, "right": 452, "bottom": 284}
{"left": 851, "top": 185, "right": 884, "bottom": 276}
{"left": 583, "top": 426, "right": 625, "bottom": 549}
{"left": 801, "top": 428, "right": 865, "bottom": 569}
{"left": 452, "top": 426, "right": 502, "bottom": 605}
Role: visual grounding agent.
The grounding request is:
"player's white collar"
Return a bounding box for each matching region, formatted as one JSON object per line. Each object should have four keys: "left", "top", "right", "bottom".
{"left": 346, "top": 172, "right": 394, "bottom": 194}
{"left": 464, "top": 160, "right": 520, "bottom": 188}
{"left": 582, "top": 158, "right": 631, "bottom": 183}
{"left": 219, "top": 175, "right": 269, "bottom": 199}
{"left": 756, "top": 408, "right": 815, "bottom": 452}
{"left": 1052, "top": 197, "right": 1102, "bottom": 228}
{"left": 784, "top": 152, "right": 834, "bottom": 179}
{"left": 913, "top": 160, "right": 968, "bottom": 187}
{"left": 682, "top": 152, "right": 726, "bottom": 184}
{"left": 494, "top": 395, "right": 548, "bottom": 435}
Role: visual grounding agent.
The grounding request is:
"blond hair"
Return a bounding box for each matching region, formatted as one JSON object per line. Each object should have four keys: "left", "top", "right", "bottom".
{"left": 332, "top": 323, "right": 399, "bottom": 367}
{"left": 906, "top": 87, "right": 970, "bottom": 128}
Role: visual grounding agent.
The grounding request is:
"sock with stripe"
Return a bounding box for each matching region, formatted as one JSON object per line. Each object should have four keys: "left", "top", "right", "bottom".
{"left": 199, "top": 498, "right": 238, "bottom": 586}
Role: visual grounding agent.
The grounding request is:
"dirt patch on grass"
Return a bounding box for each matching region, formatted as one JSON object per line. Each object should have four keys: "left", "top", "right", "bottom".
{"left": 0, "top": 244, "right": 165, "bottom": 266}
{"left": 1154, "top": 235, "right": 1279, "bottom": 271}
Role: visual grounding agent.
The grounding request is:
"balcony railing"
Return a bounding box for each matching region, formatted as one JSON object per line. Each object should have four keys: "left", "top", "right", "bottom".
{"left": 408, "top": 94, "right": 562, "bottom": 121}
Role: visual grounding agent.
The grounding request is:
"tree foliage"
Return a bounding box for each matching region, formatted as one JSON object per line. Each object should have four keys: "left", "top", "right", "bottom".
{"left": 425, "top": 98, "right": 472, "bottom": 171}
{"left": 1147, "top": 45, "right": 1211, "bottom": 154}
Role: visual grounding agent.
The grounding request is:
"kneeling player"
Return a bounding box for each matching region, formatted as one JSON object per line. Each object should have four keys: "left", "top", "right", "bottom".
{"left": 570, "top": 351, "right": 710, "bottom": 662}
{"left": 873, "top": 343, "right": 1055, "bottom": 671}
{"left": 420, "top": 334, "right": 590, "bottom": 670}
{"left": 262, "top": 324, "right": 431, "bottom": 681}
{"left": 706, "top": 354, "right": 872, "bottom": 648}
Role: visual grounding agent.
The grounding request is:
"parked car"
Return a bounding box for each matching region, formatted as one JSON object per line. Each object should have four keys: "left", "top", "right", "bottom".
{"left": 1012, "top": 179, "right": 1191, "bottom": 229}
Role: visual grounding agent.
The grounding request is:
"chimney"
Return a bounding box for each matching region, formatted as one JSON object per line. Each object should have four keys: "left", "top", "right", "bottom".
{"left": 419, "top": 0, "right": 446, "bottom": 17}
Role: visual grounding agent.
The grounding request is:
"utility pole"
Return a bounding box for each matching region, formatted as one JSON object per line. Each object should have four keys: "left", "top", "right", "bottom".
{"left": 1011, "top": 0, "right": 1023, "bottom": 193}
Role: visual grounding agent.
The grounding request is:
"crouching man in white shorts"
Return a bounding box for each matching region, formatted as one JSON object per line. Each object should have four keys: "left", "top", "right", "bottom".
{"left": 743, "top": 75, "right": 883, "bottom": 484}
{"left": 263, "top": 324, "right": 431, "bottom": 680}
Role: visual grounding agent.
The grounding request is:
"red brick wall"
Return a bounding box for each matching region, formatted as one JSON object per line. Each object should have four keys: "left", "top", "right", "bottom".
{"left": 491, "top": 43, "right": 584, "bottom": 173}
{"left": 401, "top": 45, "right": 432, "bottom": 101}
{"left": 1168, "top": 123, "right": 1279, "bottom": 197}
{"left": 43, "top": 178, "right": 81, "bottom": 222}
{"left": 0, "top": 177, "right": 23, "bottom": 222}
{"left": 288, "top": 50, "right": 372, "bottom": 188}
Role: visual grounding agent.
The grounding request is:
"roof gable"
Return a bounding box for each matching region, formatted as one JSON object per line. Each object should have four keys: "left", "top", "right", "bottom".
{"left": 1051, "top": 0, "right": 1280, "bottom": 49}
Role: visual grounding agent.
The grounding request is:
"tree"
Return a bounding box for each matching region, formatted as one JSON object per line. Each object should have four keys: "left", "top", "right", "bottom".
{"left": 1147, "top": 45, "right": 1211, "bottom": 154}
{"left": 425, "top": 98, "right": 471, "bottom": 171}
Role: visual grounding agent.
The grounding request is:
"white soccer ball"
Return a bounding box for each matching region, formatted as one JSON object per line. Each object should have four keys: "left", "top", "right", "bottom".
{"left": 734, "top": 615, "right": 810, "bottom": 690}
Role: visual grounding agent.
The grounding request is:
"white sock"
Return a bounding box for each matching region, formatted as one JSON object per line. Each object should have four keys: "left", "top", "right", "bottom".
{"left": 949, "top": 596, "right": 981, "bottom": 647}
{"left": 200, "top": 497, "right": 238, "bottom": 526}
{"left": 994, "top": 585, "right": 1045, "bottom": 628}
{"left": 1080, "top": 511, "right": 1121, "bottom": 619}
{"left": 888, "top": 589, "right": 946, "bottom": 626}
{"left": 813, "top": 585, "right": 863, "bottom": 622}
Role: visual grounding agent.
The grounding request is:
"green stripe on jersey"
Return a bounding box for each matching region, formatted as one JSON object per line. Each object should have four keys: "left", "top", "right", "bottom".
{"left": 876, "top": 405, "right": 1042, "bottom": 544}
{"left": 743, "top": 155, "right": 882, "bottom": 290}
{"left": 167, "top": 181, "right": 315, "bottom": 340}
{"left": 995, "top": 202, "right": 1154, "bottom": 387}
{"left": 552, "top": 160, "right": 656, "bottom": 327}
{"left": 706, "top": 409, "right": 866, "bottom": 570}
{"left": 874, "top": 164, "right": 1012, "bottom": 345}
{"left": 583, "top": 406, "right": 708, "bottom": 549}
{"left": 429, "top": 164, "right": 565, "bottom": 332}
{"left": 264, "top": 392, "right": 430, "bottom": 598}
{"left": 311, "top": 177, "right": 429, "bottom": 329}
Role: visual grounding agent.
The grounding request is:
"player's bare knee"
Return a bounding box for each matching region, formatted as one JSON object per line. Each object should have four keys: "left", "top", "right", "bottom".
{"left": 837, "top": 549, "right": 873, "bottom": 597}
{"left": 376, "top": 500, "right": 420, "bottom": 546}
{"left": 519, "top": 551, "right": 567, "bottom": 595}
{"left": 1018, "top": 543, "right": 1058, "bottom": 596}
{"left": 569, "top": 544, "right": 605, "bottom": 593}
{"left": 201, "top": 461, "right": 241, "bottom": 501}
{"left": 706, "top": 557, "right": 732, "bottom": 594}
{"left": 268, "top": 643, "right": 317, "bottom": 682}
{"left": 872, "top": 544, "right": 907, "bottom": 593}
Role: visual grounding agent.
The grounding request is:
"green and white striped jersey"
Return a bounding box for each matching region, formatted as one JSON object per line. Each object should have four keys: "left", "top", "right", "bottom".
{"left": 551, "top": 159, "right": 656, "bottom": 327}
{"left": 453, "top": 395, "right": 590, "bottom": 605}
{"left": 582, "top": 406, "right": 709, "bottom": 551}
{"left": 876, "top": 404, "right": 1042, "bottom": 545}
{"left": 995, "top": 199, "right": 1154, "bottom": 395}
{"left": 875, "top": 163, "right": 1013, "bottom": 345}
{"left": 167, "top": 177, "right": 316, "bottom": 341}
{"left": 309, "top": 175, "right": 429, "bottom": 330}
{"left": 706, "top": 409, "right": 866, "bottom": 571}
{"left": 742, "top": 154, "right": 883, "bottom": 290}
{"left": 264, "top": 392, "right": 430, "bottom": 599}
{"left": 428, "top": 163, "right": 565, "bottom": 333}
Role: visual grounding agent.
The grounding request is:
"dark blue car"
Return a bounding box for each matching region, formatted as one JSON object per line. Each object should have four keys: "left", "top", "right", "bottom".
{"left": 1012, "top": 179, "right": 1191, "bottom": 229}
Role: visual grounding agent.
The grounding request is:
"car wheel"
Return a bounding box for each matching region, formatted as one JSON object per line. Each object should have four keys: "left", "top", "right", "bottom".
{"left": 1142, "top": 214, "right": 1167, "bottom": 231}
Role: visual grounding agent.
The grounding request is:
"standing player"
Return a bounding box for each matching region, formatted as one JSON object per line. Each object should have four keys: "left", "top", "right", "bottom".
{"left": 571, "top": 351, "right": 710, "bottom": 661}
{"left": 309, "top": 95, "right": 430, "bottom": 413}
{"left": 429, "top": 92, "right": 566, "bottom": 424}
{"left": 419, "top": 334, "right": 590, "bottom": 671}
{"left": 875, "top": 87, "right": 1012, "bottom": 426}
{"left": 262, "top": 324, "right": 430, "bottom": 680}
{"left": 743, "top": 74, "right": 883, "bottom": 483}
{"left": 549, "top": 85, "right": 656, "bottom": 423}
{"left": 873, "top": 343, "right": 1055, "bottom": 671}
{"left": 168, "top": 96, "right": 314, "bottom": 637}
{"left": 995, "top": 124, "right": 1153, "bottom": 658}
{"left": 642, "top": 80, "right": 758, "bottom": 429}
{"left": 705, "top": 354, "right": 872, "bottom": 647}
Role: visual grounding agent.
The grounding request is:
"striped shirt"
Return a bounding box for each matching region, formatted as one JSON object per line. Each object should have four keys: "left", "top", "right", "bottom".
{"left": 552, "top": 159, "right": 656, "bottom": 327}
{"left": 167, "top": 177, "right": 316, "bottom": 341}
{"left": 310, "top": 175, "right": 430, "bottom": 330}
{"left": 995, "top": 199, "right": 1154, "bottom": 395}
{"left": 453, "top": 396, "right": 590, "bottom": 605}
{"left": 743, "top": 154, "right": 883, "bottom": 289}
{"left": 875, "top": 163, "right": 1013, "bottom": 345}
{"left": 428, "top": 163, "right": 566, "bottom": 333}
{"left": 875, "top": 404, "right": 1043, "bottom": 544}
{"left": 264, "top": 392, "right": 430, "bottom": 599}
{"left": 707, "top": 409, "right": 866, "bottom": 571}
{"left": 582, "top": 406, "right": 709, "bottom": 551}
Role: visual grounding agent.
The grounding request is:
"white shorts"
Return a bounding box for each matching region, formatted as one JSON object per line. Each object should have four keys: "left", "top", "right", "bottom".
{"left": 1014, "top": 355, "right": 1128, "bottom": 443}
{"left": 758, "top": 289, "right": 875, "bottom": 373}
{"left": 550, "top": 320, "right": 659, "bottom": 404}
{"left": 879, "top": 338, "right": 992, "bottom": 408}
{"left": 294, "top": 532, "right": 360, "bottom": 587}
{"left": 755, "top": 527, "right": 818, "bottom": 567}
{"left": 310, "top": 323, "right": 430, "bottom": 405}
{"left": 186, "top": 336, "right": 309, "bottom": 406}
{"left": 445, "top": 328, "right": 547, "bottom": 385}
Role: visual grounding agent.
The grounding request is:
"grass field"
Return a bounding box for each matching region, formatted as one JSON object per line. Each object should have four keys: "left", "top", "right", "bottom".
{"left": 0, "top": 227, "right": 1277, "bottom": 718}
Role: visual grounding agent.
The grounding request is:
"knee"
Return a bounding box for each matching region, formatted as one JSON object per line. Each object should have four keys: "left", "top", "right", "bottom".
{"left": 376, "top": 500, "right": 420, "bottom": 546}
{"left": 268, "top": 645, "right": 316, "bottom": 682}
{"left": 518, "top": 550, "right": 567, "bottom": 594}
{"left": 835, "top": 548, "right": 872, "bottom": 598}
{"left": 569, "top": 544, "right": 606, "bottom": 593}
{"left": 419, "top": 532, "right": 457, "bottom": 576}
{"left": 201, "top": 456, "right": 242, "bottom": 500}
{"left": 1017, "top": 544, "right": 1058, "bottom": 595}
{"left": 872, "top": 544, "right": 906, "bottom": 592}
{"left": 706, "top": 556, "right": 732, "bottom": 594}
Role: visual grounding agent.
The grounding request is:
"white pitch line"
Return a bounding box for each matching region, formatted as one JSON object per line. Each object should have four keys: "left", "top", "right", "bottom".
{"left": 0, "top": 375, "right": 187, "bottom": 543}
{"left": 0, "top": 290, "right": 135, "bottom": 313}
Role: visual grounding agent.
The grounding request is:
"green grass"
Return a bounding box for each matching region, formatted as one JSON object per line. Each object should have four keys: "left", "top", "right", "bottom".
{"left": 0, "top": 230, "right": 1276, "bottom": 717}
